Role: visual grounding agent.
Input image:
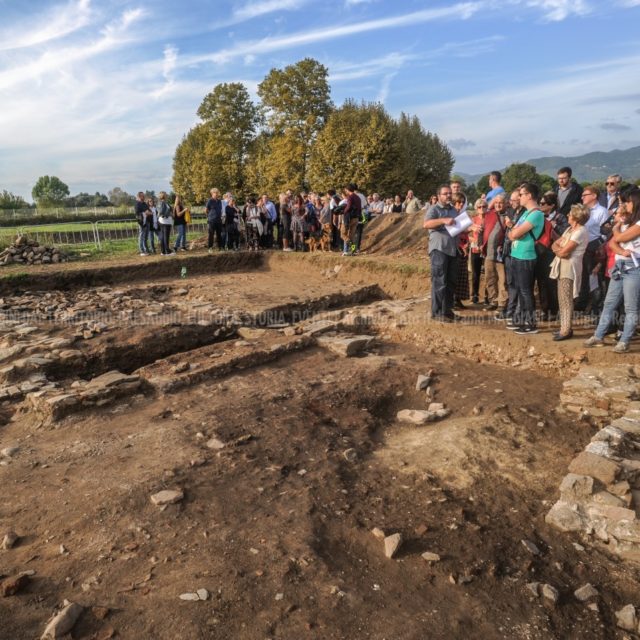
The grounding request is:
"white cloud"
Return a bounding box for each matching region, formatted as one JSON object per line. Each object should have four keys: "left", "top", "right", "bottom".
{"left": 233, "top": 0, "right": 309, "bottom": 21}
{"left": 191, "top": 2, "right": 484, "bottom": 65}
{"left": 0, "top": 0, "right": 92, "bottom": 52}
{"left": 375, "top": 72, "right": 396, "bottom": 104}
{"left": 520, "top": 0, "right": 592, "bottom": 21}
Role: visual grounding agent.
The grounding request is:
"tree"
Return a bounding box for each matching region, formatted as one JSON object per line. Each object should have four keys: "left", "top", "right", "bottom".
{"left": 539, "top": 173, "right": 556, "bottom": 195}
{"left": 32, "top": 176, "right": 70, "bottom": 207}
{"left": 388, "top": 113, "right": 454, "bottom": 199}
{"left": 173, "top": 83, "right": 259, "bottom": 199}
{"left": 308, "top": 100, "right": 398, "bottom": 194}
{"left": 476, "top": 174, "right": 490, "bottom": 196}
{"left": 0, "top": 190, "right": 29, "bottom": 209}
{"left": 196, "top": 82, "right": 260, "bottom": 193}
{"left": 257, "top": 58, "right": 332, "bottom": 190}
{"left": 172, "top": 124, "right": 224, "bottom": 204}
{"left": 108, "top": 187, "right": 135, "bottom": 207}
{"left": 502, "top": 163, "right": 541, "bottom": 193}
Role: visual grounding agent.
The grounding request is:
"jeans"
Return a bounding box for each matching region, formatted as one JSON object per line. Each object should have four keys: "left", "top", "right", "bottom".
{"left": 505, "top": 255, "right": 519, "bottom": 316}
{"left": 594, "top": 260, "right": 640, "bottom": 345}
{"left": 511, "top": 257, "right": 537, "bottom": 327}
{"left": 138, "top": 226, "right": 149, "bottom": 253}
{"left": 174, "top": 224, "right": 187, "bottom": 249}
{"left": 534, "top": 249, "right": 558, "bottom": 315}
{"left": 159, "top": 224, "right": 171, "bottom": 254}
{"left": 429, "top": 249, "right": 458, "bottom": 318}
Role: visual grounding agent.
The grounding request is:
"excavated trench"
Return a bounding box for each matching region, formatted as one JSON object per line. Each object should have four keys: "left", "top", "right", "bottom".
{"left": 4, "top": 252, "right": 640, "bottom": 639}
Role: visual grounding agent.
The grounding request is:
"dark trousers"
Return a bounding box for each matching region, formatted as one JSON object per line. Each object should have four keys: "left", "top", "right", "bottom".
{"left": 159, "top": 224, "right": 171, "bottom": 254}
{"left": 512, "top": 257, "right": 537, "bottom": 327}
{"left": 505, "top": 255, "right": 519, "bottom": 317}
{"left": 225, "top": 225, "right": 239, "bottom": 249}
{"left": 430, "top": 250, "right": 458, "bottom": 319}
{"left": 355, "top": 222, "right": 364, "bottom": 251}
{"left": 534, "top": 249, "right": 558, "bottom": 315}
{"left": 470, "top": 253, "right": 483, "bottom": 299}
{"left": 575, "top": 239, "right": 601, "bottom": 311}
{"left": 208, "top": 221, "right": 223, "bottom": 249}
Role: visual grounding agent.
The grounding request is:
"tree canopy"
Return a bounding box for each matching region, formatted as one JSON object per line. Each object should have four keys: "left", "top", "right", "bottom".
{"left": 32, "top": 176, "right": 70, "bottom": 207}
{"left": 171, "top": 57, "right": 453, "bottom": 201}
{"left": 0, "top": 190, "right": 29, "bottom": 209}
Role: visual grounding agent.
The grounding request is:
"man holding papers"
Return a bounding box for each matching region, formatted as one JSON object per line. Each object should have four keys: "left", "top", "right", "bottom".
{"left": 423, "top": 185, "right": 459, "bottom": 322}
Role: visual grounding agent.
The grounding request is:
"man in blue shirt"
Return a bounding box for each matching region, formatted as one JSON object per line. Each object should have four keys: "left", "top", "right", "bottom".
{"left": 485, "top": 171, "right": 505, "bottom": 206}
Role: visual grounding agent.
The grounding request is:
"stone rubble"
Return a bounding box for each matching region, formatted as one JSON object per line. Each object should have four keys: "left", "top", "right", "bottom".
{"left": 0, "top": 235, "right": 68, "bottom": 267}
{"left": 41, "top": 600, "right": 84, "bottom": 639}
{"left": 383, "top": 533, "right": 402, "bottom": 559}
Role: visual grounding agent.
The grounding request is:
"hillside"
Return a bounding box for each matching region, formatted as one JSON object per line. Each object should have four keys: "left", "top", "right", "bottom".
{"left": 458, "top": 145, "right": 640, "bottom": 184}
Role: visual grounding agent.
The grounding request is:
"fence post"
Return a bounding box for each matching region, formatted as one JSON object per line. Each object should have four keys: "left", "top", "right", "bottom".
{"left": 93, "top": 222, "right": 102, "bottom": 251}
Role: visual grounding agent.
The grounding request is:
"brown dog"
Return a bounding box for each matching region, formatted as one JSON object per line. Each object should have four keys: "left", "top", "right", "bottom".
{"left": 319, "top": 223, "right": 332, "bottom": 252}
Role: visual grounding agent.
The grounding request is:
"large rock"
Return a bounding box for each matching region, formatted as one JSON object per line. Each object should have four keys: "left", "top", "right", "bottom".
{"left": 559, "top": 474, "right": 594, "bottom": 502}
{"left": 384, "top": 533, "right": 402, "bottom": 559}
{"left": 568, "top": 452, "right": 620, "bottom": 485}
{"left": 545, "top": 501, "right": 585, "bottom": 532}
{"left": 85, "top": 370, "right": 140, "bottom": 390}
{"left": 41, "top": 601, "right": 84, "bottom": 639}
{"left": 317, "top": 335, "right": 375, "bottom": 357}
{"left": 396, "top": 409, "right": 436, "bottom": 425}
{"left": 615, "top": 604, "right": 637, "bottom": 632}
{"left": 150, "top": 490, "right": 184, "bottom": 506}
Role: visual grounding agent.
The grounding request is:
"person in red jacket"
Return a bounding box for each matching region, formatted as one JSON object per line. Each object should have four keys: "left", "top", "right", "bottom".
{"left": 481, "top": 195, "right": 508, "bottom": 311}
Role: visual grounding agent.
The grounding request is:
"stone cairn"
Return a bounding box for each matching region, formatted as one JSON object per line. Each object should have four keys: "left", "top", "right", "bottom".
{"left": 546, "top": 364, "right": 640, "bottom": 560}
{"left": 0, "top": 235, "right": 68, "bottom": 266}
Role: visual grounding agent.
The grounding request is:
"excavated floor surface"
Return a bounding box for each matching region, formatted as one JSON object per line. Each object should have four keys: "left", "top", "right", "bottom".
{"left": 1, "top": 252, "right": 640, "bottom": 640}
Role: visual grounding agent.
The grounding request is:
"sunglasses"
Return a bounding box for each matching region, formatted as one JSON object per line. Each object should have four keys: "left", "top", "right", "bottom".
{"left": 606, "top": 181, "right": 617, "bottom": 186}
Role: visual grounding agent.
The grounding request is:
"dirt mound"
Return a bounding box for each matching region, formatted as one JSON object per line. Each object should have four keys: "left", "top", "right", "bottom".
{"left": 362, "top": 212, "right": 427, "bottom": 257}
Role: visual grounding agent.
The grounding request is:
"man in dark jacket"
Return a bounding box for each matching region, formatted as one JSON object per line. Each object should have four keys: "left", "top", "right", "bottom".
{"left": 341, "top": 183, "right": 361, "bottom": 256}
{"left": 206, "top": 188, "right": 223, "bottom": 252}
{"left": 554, "top": 166, "right": 583, "bottom": 217}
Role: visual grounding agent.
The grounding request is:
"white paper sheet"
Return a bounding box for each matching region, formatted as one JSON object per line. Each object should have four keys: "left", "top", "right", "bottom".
{"left": 445, "top": 211, "right": 473, "bottom": 238}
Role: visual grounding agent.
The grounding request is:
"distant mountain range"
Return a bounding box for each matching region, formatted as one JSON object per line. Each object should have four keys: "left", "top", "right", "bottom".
{"left": 458, "top": 145, "right": 640, "bottom": 185}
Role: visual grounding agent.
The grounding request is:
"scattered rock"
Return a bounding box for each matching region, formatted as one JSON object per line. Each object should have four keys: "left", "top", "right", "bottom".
{"left": 521, "top": 539, "right": 540, "bottom": 555}
{"left": 1, "top": 446, "right": 19, "bottom": 457}
{"left": 206, "top": 438, "right": 225, "bottom": 450}
{"left": 421, "top": 552, "right": 441, "bottom": 563}
{"left": 150, "top": 489, "right": 184, "bottom": 506}
{"left": 574, "top": 583, "right": 598, "bottom": 602}
{"left": 540, "top": 583, "right": 559, "bottom": 604}
{"left": 371, "top": 527, "right": 386, "bottom": 540}
{"left": 41, "top": 600, "right": 84, "bottom": 639}
{"left": 197, "top": 588, "right": 209, "bottom": 601}
{"left": 526, "top": 582, "right": 540, "bottom": 597}
{"left": 1, "top": 530, "right": 19, "bottom": 550}
{"left": 1, "top": 573, "right": 30, "bottom": 597}
{"left": 427, "top": 402, "right": 445, "bottom": 412}
{"left": 396, "top": 409, "right": 434, "bottom": 425}
{"left": 416, "top": 375, "right": 431, "bottom": 391}
{"left": 179, "top": 592, "right": 200, "bottom": 601}
{"left": 384, "top": 533, "right": 402, "bottom": 559}
{"left": 275, "top": 593, "right": 284, "bottom": 601}
{"left": 172, "top": 362, "right": 190, "bottom": 374}
{"left": 615, "top": 604, "right": 637, "bottom": 632}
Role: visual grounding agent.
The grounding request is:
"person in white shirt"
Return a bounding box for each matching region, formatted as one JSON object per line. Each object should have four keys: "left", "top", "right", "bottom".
{"left": 575, "top": 185, "right": 609, "bottom": 312}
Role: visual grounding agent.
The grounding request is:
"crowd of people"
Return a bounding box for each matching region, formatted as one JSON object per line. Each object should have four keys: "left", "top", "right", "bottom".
{"left": 424, "top": 168, "right": 640, "bottom": 352}
{"left": 133, "top": 168, "right": 640, "bottom": 352}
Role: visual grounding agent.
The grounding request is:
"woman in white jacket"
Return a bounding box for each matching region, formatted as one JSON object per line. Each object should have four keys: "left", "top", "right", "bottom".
{"left": 549, "top": 203, "right": 589, "bottom": 341}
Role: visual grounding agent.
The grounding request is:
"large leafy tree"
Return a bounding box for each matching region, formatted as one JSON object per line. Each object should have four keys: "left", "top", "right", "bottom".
{"left": 32, "top": 175, "right": 70, "bottom": 206}
{"left": 173, "top": 83, "right": 259, "bottom": 200}
{"left": 308, "top": 100, "right": 398, "bottom": 194}
{"left": 390, "top": 113, "right": 454, "bottom": 198}
{"left": 502, "top": 162, "right": 543, "bottom": 193}
{"left": 108, "top": 187, "right": 136, "bottom": 207}
{"left": 0, "top": 190, "right": 29, "bottom": 209}
{"left": 256, "top": 58, "right": 332, "bottom": 190}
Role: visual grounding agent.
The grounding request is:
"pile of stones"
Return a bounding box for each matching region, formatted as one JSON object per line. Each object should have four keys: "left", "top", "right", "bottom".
{"left": 0, "top": 235, "right": 68, "bottom": 266}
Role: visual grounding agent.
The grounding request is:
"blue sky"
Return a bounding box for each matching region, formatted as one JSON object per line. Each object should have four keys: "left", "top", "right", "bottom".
{"left": 1, "top": 0, "right": 639, "bottom": 201}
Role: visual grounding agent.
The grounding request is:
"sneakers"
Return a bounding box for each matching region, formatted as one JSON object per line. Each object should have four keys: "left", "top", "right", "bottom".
{"left": 495, "top": 311, "right": 509, "bottom": 321}
{"left": 506, "top": 319, "right": 519, "bottom": 330}
{"left": 614, "top": 341, "right": 629, "bottom": 353}
{"left": 584, "top": 336, "right": 604, "bottom": 347}
{"left": 208, "top": 248, "right": 213, "bottom": 254}
{"left": 514, "top": 326, "right": 539, "bottom": 335}
{"left": 139, "top": 252, "right": 148, "bottom": 257}
{"left": 484, "top": 303, "right": 498, "bottom": 311}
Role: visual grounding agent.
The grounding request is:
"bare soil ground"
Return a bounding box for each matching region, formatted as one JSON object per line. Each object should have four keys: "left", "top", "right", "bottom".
{"left": 2, "top": 223, "right": 640, "bottom": 640}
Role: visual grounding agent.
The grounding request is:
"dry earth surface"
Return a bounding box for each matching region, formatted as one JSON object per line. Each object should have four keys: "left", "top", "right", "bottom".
{"left": 1, "top": 215, "right": 640, "bottom": 640}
